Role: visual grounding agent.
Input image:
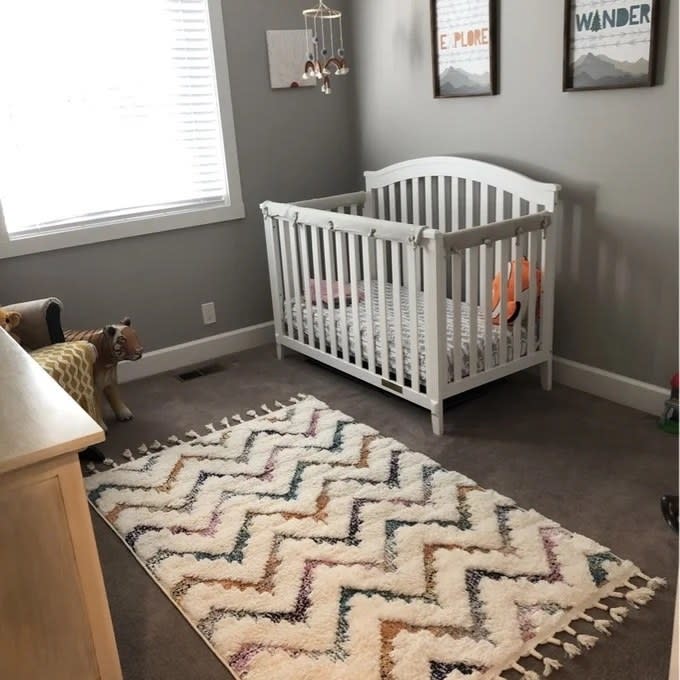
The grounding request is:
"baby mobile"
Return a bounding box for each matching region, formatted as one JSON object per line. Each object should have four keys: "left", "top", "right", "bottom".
{"left": 302, "top": 2, "right": 349, "bottom": 95}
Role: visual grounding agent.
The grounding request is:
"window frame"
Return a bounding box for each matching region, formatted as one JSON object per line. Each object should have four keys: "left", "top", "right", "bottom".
{"left": 0, "top": 0, "right": 244, "bottom": 260}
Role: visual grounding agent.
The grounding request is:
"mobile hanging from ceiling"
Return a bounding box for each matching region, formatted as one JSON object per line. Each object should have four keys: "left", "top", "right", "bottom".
{"left": 302, "top": 2, "right": 349, "bottom": 95}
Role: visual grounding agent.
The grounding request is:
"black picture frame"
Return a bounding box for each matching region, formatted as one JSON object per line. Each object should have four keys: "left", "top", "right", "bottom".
{"left": 563, "top": 0, "right": 659, "bottom": 92}
{"left": 430, "top": 0, "right": 498, "bottom": 98}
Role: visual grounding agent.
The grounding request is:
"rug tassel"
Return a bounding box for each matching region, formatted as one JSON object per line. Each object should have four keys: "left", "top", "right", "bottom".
{"left": 167, "top": 435, "right": 181, "bottom": 445}
{"left": 541, "top": 657, "right": 562, "bottom": 676}
{"left": 297, "top": 392, "right": 307, "bottom": 399}
{"left": 122, "top": 449, "right": 135, "bottom": 461}
{"left": 594, "top": 602, "right": 609, "bottom": 611}
{"left": 576, "top": 634, "right": 598, "bottom": 650}
{"left": 562, "top": 642, "right": 581, "bottom": 659}
{"left": 246, "top": 410, "right": 257, "bottom": 418}
{"left": 593, "top": 619, "right": 613, "bottom": 636}
{"left": 149, "top": 440, "right": 164, "bottom": 452}
{"left": 85, "top": 462, "right": 96, "bottom": 473}
{"left": 103, "top": 457, "right": 115, "bottom": 467}
{"left": 220, "top": 417, "right": 230, "bottom": 427}
{"left": 138, "top": 443, "right": 148, "bottom": 455}
{"left": 289, "top": 397, "right": 299, "bottom": 403}
{"left": 511, "top": 662, "right": 540, "bottom": 680}
{"left": 261, "top": 404, "right": 272, "bottom": 413}
{"left": 274, "top": 400, "right": 285, "bottom": 408}
{"left": 232, "top": 414, "right": 243, "bottom": 423}
{"left": 205, "top": 423, "right": 216, "bottom": 433}
{"left": 625, "top": 586, "right": 655, "bottom": 608}
{"left": 638, "top": 572, "right": 668, "bottom": 590}
{"left": 609, "top": 606, "right": 629, "bottom": 623}
{"left": 185, "top": 430, "right": 199, "bottom": 440}
{"left": 529, "top": 650, "right": 543, "bottom": 661}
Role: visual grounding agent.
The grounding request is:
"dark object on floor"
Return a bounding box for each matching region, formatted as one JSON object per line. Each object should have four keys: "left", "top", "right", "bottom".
{"left": 661, "top": 495, "right": 679, "bottom": 533}
{"left": 79, "top": 446, "right": 106, "bottom": 463}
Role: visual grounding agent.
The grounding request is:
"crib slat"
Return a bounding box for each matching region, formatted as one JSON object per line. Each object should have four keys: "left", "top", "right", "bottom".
{"left": 377, "top": 187, "right": 386, "bottom": 220}
{"left": 452, "top": 251, "right": 463, "bottom": 381}
{"left": 400, "top": 180, "right": 408, "bottom": 222}
{"left": 480, "top": 183, "right": 489, "bottom": 226}
{"left": 512, "top": 194, "right": 521, "bottom": 219}
{"left": 348, "top": 234, "right": 363, "bottom": 367}
{"left": 406, "top": 246, "right": 420, "bottom": 392}
{"left": 376, "top": 239, "right": 389, "bottom": 378}
{"left": 335, "top": 231, "right": 350, "bottom": 360}
{"left": 499, "top": 238, "right": 510, "bottom": 363}
{"left": 512, "top": 234, "right": 522, "bottom": 361}
{"left": 425, "top": 176, "right": 433, "bottom": 226}
{"left": 391, "top": 241, "right": 404, "bottom": 385}
{"left": 350, "top": 204, "right": 358, "bottom": 215}
{"left": 468, "top": 245, "right": 479, "bottom": 376}
{"left": 496, "top": 188, "right": 504, "bottom": 223}
{"left": 279, "top": 220, "right": 295, "bottom": 339}
{"left": 299, "top": 224, "right": 314, "bottom": 346}
{"left": 389, "top": 183, "right": 397, "bottom": 222}
{"left": 412, "top": 178, "right": 421, "bottom": 225}
{"left": 527, "top": 207, "right": 540, "bottom": 354}
{"left": 289, "top": 221, "right": 304, "bottom": 343}
{"left": 362, "top": 235, "right": 376, "bottom": 373}
{"left": 438, "top": 176, "right": 446, "bottom": 230}
{"left": 310, "top": 225, "right": 326, "bottom": 350}
{"left": 400, "top": 180, "right": 409, "bottom": 286}
{"left": 465, "top": 179, "right": 474, "bottom": 229}
{"left": 482, "top": 240, "right": 494, "bottom": 371}
{"left": 451, "top": 177, "right": 460, "bottom": 230}
{"left": 322, "top": 228, "right": 338, "bottom": 357}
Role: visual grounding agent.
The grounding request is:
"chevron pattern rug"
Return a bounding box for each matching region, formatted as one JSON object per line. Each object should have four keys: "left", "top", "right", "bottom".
{"left": 86, "top": 396, "right": 664, "bottom": 680}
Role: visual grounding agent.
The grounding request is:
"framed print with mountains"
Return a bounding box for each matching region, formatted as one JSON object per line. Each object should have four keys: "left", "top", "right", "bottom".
{"left": 430, "top": 0, "right": 497, "bottom": 98}
{"left": 564, "top": 0, "right": 659, "bottom": 91}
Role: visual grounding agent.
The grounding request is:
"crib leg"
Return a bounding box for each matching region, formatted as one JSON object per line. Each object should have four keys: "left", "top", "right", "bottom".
{"left": 276, "top": 342, "right": 284, "bottom": 361}
{"left": 430, "top": 402, "right": 444, "bottom": 436}
{"left": 540, "top": 358, "right": 553, "bottom": 391}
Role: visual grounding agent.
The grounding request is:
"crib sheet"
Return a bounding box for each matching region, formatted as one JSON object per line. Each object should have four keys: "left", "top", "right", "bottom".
{"left": 288, "top": 281, "right": 530, "bottom": 384}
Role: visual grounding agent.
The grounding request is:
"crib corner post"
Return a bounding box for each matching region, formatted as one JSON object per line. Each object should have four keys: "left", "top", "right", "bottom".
{"left": 540, "top": 358, "right": 553, "bottom": 391}
{"left": 263, "top": 211, "right": 286, "bottom": 360}
{"left": 431, "top": 402, "right": 444, "bottom": 436}
{"left": 423, "top": 232, "right": 447, "bottom": 436}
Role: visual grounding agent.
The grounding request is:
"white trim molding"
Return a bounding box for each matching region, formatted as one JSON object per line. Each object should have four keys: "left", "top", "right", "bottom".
{"left": 118, "top": 322, "right": 274, "bottom": 384}
{"left": 553, "top": 356, "right": 667, "bottom": 416}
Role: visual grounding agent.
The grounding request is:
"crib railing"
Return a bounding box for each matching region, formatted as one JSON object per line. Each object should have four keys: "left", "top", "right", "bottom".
{"left": 261, "top": 190, "right": 556, "bottom": 429}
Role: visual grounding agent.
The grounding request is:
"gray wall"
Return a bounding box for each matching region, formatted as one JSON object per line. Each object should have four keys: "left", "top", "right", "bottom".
{"left": 0, "top": 0, "right": 357, "bottom": 351}
{"left": 349, "top": 0, "right": 678, "bottom": 387}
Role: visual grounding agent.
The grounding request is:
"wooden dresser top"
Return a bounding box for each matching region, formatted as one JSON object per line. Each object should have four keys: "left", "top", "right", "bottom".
{"left": 0, "top": 329, "right": 104, "bottom": 474}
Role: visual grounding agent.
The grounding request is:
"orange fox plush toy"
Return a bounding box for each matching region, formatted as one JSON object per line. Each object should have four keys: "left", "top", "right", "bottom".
{"left": 491, "top": 258, "right": 542, "bottom": 325}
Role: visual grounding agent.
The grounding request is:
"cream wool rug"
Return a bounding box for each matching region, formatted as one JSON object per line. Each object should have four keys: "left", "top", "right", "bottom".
{"left": 86, "top": 396, "right": 664, "bottom": 680}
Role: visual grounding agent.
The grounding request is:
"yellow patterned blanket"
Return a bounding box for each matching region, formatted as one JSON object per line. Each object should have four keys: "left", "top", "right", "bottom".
{"left": 31, "top": 341, "right": 99, "bottom": 423}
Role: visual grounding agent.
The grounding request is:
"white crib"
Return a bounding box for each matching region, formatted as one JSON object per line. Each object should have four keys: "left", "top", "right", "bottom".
{"left": 261, "top": 156, "right": 560, "bottom": 434}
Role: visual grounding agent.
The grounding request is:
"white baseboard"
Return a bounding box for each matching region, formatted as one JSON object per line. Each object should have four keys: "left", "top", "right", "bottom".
{"left": 118, "top": 321, "right": 274, "bottom": 384}
{"left": 117, "top": 323, "right": 666, "bottom": 416}
{"left": 553, "top": 356, "right": 667, "bottom": 416}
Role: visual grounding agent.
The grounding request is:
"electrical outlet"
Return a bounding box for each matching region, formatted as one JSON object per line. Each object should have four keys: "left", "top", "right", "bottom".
{"left": 201, "top": 302, "right": 216, "bottom": 325}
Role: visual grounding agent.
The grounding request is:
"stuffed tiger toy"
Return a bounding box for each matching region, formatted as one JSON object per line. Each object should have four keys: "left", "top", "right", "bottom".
{"left": 65, "top": 317, "right": 143, "bottom": 429}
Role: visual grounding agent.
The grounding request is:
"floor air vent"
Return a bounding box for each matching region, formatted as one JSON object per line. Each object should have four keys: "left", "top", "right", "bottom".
{"left": 175, "top": 362, "right": 225, "bottom": 382}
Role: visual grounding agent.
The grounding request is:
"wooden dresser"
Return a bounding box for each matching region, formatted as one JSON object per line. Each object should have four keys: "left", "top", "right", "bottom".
{"left": 0, "top": 329, "right": 122, "bottom": 679}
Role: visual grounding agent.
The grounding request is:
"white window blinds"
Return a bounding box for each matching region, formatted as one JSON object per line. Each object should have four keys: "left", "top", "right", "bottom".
{"left": 0, "top": 0, "right": 230, "bottom": 236}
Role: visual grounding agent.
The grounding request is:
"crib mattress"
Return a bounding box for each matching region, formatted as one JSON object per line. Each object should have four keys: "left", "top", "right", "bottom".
{"left": 288, "top": 281, "right": 529, "bottom": 384}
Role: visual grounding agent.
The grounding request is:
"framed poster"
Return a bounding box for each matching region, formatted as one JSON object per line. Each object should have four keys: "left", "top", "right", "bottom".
{"left": 430, "top": 0, "right": 497, "bottom": 98}
{"left": 266, "top": 30, "right": 315, "bottom": 89}
{"left": 563, "top": 0, "right": 659, "bottom": 91}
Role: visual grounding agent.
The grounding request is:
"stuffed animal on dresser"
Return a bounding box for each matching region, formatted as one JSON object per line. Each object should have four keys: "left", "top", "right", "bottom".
{"left": 0, "top": 307, "right": 23, "bottom": 345}
{"left": 65, "top": 318, "right": 143, "bottom": 429}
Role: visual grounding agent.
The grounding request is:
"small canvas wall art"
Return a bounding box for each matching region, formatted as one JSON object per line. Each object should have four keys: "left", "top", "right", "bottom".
{"left": 430, "top": 0, "right": 497, "bottom": 98}
{"left": 564, "top": 0, "right": 659, "bottom": 91}
{"left": 266, "top": 30, "right": 314, "bottom": 89}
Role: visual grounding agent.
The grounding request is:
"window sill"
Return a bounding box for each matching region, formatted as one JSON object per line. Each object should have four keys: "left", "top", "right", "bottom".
{"left": 0, "top": 201, "right": 246, "bottom": 259}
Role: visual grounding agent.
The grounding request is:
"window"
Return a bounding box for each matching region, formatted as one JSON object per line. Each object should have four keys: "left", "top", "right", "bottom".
{"left": 0, "top": 0, "right": 243, "bottom": 258}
